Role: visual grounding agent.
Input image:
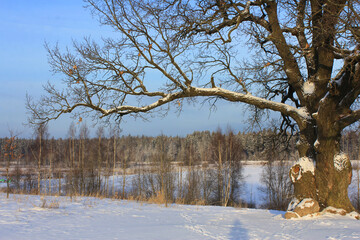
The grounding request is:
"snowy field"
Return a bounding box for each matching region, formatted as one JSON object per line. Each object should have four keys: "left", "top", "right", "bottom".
{"left": 0, "top": 193, "right": 359, "bottom": 240}
{"left": 0, "top": 163, "right": 359, "bottom": 240}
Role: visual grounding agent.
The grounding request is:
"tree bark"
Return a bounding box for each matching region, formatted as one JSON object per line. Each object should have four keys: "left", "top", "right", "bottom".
{"left": 315, "top": 137, "right": 353, "bottom": 212}
{"left": 290, "top": 103, "right": 355, "bottom": 213}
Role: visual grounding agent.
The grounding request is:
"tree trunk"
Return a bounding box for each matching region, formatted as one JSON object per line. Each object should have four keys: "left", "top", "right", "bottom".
{"left": 38, "top": 133, "right": 42, "bottom": 195}
{"left": 315, "top": 136, "right": 353, "bottom": 212}
{"left": 290, "top": 115, "right": 355, "bottom": 213}
{"left": 6, "top": 155, "right": 9, "bottom": 199}
{"left": 49, "top": 143, "right": 53, "bottom": 196}
{"left": 113, "top": 134, "right": 116, "bottom": 197}
{"left": 122, "top": 155, "right": 126, "bottom": 199}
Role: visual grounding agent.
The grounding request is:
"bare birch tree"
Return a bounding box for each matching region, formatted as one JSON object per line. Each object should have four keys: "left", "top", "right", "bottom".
{"left": 30, "top": 123, "right": 49, "bottom": 195}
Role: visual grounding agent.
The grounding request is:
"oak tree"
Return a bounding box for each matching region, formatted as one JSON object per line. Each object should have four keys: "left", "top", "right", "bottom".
{"left": 27, "top": 0, "right": 360, "bottom": 213}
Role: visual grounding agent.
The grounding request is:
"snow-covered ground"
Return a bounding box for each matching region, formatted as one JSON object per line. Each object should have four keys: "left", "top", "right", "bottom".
{"left": 0, "top": 163, "right": 359, "bottom": 239}
{"left": 243, "top": 164, "right": 265, "bottom": 207}
{"left": 0, "top": 193, "right": 359, "bottom": 240}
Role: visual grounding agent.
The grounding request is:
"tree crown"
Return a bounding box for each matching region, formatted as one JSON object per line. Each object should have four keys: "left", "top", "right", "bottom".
{"left": 27, "top": 0, "right": 360, "bottom": 134}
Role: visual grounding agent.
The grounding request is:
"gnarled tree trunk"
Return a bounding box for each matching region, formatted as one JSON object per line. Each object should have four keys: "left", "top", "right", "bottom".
{"left": 289, "top": 94, "right": 355, "bottom": 215}
{"left": 291, "top": 133, "right": 354, "bottom": 213}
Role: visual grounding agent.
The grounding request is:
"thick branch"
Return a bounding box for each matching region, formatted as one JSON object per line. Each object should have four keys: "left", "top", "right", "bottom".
{"left": 31, "top": 84, "right": 309, "bottom": 130}
{"left": 338, "top": 109, "right": 360, "bottom": 129}
{"left": 265, "top": 1, "right": 305, "bottom": 104}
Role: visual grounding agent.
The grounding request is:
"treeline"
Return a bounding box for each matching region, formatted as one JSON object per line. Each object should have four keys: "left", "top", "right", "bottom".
{"left": 1, "top": 123, "right": 359, "bottom": 209}
{"left": 5, "top": 126, "right": 360, "bottom": 169}
{"left": 1, "top": 124, "right": 300, "bottom": 166}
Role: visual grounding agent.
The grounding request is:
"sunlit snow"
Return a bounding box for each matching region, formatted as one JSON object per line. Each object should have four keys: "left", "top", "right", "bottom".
{"left": 0, "top": 164, "right": 359, "bottom": 240}
{"left": 291, "top": 157, "right": 315, "bottom": 182}
{"left": 303, "top": 82, "right": 315, "bottom": 95}
{"left": 334, "top": 153, "right": 349, "bottom": 171}
{"left": 0, "top": 193, "right": 359, "bottom": 240}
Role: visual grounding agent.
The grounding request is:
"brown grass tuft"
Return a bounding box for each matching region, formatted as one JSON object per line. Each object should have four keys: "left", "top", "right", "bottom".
{"left": 40, "top": 197, "right": 60, "bottom": 209}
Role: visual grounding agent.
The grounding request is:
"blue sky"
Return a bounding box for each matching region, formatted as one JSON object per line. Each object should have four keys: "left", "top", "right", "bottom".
{"left": 0, "top": 0, "right": 253, "bottom": 138}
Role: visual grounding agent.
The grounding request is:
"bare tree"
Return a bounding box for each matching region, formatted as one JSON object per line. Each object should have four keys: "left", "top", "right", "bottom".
{"left": 210, "top": 128, "right": 244, "bottom": 206}
{"left": 27, "top": 0, "right": 360, "bottom": 213}
{"left": 67, "top": 122, "right": 77, "bottom": 198}
{"left": 260, "top": 160, "right": 293, "bottom": 210}
{"left": 48, "top": 138, "right": 55, "bottom": 196}
{"left": 30, "top": 123, "right": 49, "bottom": 194}
{"left": 111, "top": 125, "right": 121, "bottom": 197}
{"left": 2, "top": 136, "right": 21, "bottom": 198}
{"left": 96, "top": 126, "right": 105, "bottom": 194}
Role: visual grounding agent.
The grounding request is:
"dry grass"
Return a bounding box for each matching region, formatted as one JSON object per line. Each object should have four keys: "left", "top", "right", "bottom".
{"left": 175, "top": 198, "right": 185, "bottom": 205}
{"left": 40, "top": 196, "right": 60, "bottom": 209}
{"left": 1, "top": 184, "right": 231, "bottom": 210}
{"left": 193, "top": 199, "right": 206, "bottom": 205}
{"left": 82, "top": 198, "right": 98, "bottom": 208}
{"left": 148, "top": 191, "right": 167, "bottom": 205}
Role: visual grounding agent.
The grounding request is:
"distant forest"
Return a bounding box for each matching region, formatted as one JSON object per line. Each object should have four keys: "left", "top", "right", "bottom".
{"left": 1, "top": 124, "right": 359, "bottom": 167}
{"left": 1, "top": 124, "right": 300, "bottom": 167}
